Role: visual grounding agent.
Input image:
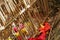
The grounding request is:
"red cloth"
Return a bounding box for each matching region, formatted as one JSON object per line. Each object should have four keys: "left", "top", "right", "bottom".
{"left": 37, "top": 32, "right": 46, "bottom": 40}
{"left": 28, "top": 33, "right": 46, "bottom": 40}
{"left": 28, "top": 22, "right": 51, "bottom": 40}
{"left": 13, "top": 27, "right": 18, "bottom": 32}
{"left": 44, "top": 22, "right": 51, "bottom": 32}
{"left": 39, "top": 22, "right": 51, "bottom": 32}
{"left": 17, "top": 36, "right": 22, "bottom": 40}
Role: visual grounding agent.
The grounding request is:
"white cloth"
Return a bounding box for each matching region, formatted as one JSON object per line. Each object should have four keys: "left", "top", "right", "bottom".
{"left": 0, "top": 26, "right": 5, "bottom": 31}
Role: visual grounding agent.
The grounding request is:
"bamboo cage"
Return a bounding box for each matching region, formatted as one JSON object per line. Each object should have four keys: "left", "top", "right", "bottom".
{"left": 0, "top": 0, "right": 60, "bottom": 40}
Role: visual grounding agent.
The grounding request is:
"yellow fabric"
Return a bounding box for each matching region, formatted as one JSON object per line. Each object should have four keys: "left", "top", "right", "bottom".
{"left": 24, "top": 22, "right": 28, "bottom": 27}
{"left": 27, "top": 22, "right": 31, "bottom": 26}
{"left": 40, "top": 24, "right": 44, "bottom": 28}
{"left": 21, "top": 28, "right": 26, "bottom": 33}
{"left": 21, "top": 28, "right": 28, "bottom": 34}
{"left": 24, "top": 22, "right": 31, "bottom": 27}
{"left": 21, "top": 22, "right": 31, "bottom": 34}
{"left": 8, "top": 38, "right": 12, "bottom": 40}
{"left": 15, "top": 32, "right": 20, "bottom": 37}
